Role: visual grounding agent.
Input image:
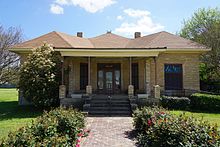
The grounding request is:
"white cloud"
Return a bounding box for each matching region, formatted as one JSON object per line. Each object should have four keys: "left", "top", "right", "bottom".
{"left": 55, "top": 0, "right": 69, "bottom": 5}
{"left": 54, "top": 0, "right": 116, "bottom": 13}
{"left": 117, "top": 15, "right": 123, "bottom": 20}
{"left": 50, "top": 4, "right": 64, "bottom": 14}
{"left": 114, "top": 8, "right": 164, "bottom": 37}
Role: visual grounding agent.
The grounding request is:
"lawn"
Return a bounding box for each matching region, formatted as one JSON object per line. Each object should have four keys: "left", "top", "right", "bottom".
{"left": 0, "top": 88, "right": 220, "bottom": 139}
{"left": 170, "top": 110, "right": 220, "bottom": 127}
{"left": 0, "top": 88, "right": 42, "bottom": 138}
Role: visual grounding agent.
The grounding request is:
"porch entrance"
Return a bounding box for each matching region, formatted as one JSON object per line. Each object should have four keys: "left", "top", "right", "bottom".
{"left": 97, "top": 63, "right": 121, "bottom": 94}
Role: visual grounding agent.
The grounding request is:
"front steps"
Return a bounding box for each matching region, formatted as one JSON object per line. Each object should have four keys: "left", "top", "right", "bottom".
{"left": 85, "top": 95, "right": 132, "bottom": 116}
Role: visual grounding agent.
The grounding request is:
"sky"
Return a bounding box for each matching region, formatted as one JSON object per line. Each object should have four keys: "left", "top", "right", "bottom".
{"left": 0, "top": 0, "right": 220, "bottom": 40}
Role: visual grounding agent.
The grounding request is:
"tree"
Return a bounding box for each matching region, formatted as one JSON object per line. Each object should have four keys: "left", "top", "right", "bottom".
{"left": 0, "top": 25, "right": 22, "bottom": 84}
{"left": 180, "top": 8, "right": 220, "bottom": 82}
{"left": 18, "top": 44, "right": 61, "bottom": 107}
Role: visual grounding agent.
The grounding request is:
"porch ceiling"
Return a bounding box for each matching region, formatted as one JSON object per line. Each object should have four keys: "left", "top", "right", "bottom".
{"left": 55, "top": 48, "right": 167, "bottom": 57}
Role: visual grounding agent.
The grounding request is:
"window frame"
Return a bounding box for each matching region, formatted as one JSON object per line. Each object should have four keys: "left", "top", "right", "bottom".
{"left": 164, "top": 64, "right": 183, "bottom": 90}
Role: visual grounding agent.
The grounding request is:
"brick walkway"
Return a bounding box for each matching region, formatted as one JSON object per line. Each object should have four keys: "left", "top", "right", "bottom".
{"left": 81, "top": 117, "right": 137, "bottom": 147}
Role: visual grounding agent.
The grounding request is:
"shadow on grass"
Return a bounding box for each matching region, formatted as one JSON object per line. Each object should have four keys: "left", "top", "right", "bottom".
{"left": 0, "top": 101, "right": 43, "bottom": 121}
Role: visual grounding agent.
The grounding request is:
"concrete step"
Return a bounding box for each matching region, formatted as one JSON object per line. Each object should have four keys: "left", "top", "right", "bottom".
{"left": 90, "top": 100, "right": 129, "bottom": 104}
{"left": 88, "top": 110, "right": 131, "bottom": 116}
{"left": 89, "top": 107, "right": 131, "bottom": 111}
{"left": 90, "top": 103, "right": 130, "bottom": 107}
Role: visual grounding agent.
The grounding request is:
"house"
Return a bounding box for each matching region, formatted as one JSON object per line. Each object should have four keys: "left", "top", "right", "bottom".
{"left": 10, "top": 31, "right": 209, "bottom": 106}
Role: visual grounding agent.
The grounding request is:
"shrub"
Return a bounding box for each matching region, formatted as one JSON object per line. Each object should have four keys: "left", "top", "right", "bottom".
{"left": 0, "top": 107, "right": 85, "bottom": 146}
{"left": 190, "top": 93, "right": 220, "bottom": 112}
{"left": 18, "top": 44, "right": 61, "bottom": 108}
{"left": 160, "top": 96, "right": 190, "bottom": 110}
{"left": 133, "top": 106, "right": 220, "bottom": 147}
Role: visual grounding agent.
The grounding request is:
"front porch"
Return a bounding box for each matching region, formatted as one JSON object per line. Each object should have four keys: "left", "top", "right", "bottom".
{"left": 60, "top": 57, "right": 155, "bottom": 97}
{"left": 59, "top": 56, "right": 161, "bottom": 115}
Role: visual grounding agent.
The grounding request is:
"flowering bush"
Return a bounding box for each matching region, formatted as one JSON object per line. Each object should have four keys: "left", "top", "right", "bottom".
{"left": 0, "top": 107, "right": 86, "bottom": 147}
{"left": 133, "top": 106, "right": 220, "bottom": 146}
{"left": 18, "top": 43, "right": 61, "bottom": 107}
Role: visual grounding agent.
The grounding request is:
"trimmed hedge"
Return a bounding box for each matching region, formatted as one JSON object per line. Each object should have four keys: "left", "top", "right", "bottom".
{"left": 190, "top": 93, "right": 220, "bottom": 111}
{"left": 133, "top": 106, "right": 220, "bottom": 147}
{"left": 160, "top": 96, "right": 190, "bottom": 110}
{"left": 0, "top": 107, "right": 85, "bottom": 146}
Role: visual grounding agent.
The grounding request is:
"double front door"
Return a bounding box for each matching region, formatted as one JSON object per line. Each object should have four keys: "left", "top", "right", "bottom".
{"left": 97, "top": 64, "right": 121, "bottom": 94}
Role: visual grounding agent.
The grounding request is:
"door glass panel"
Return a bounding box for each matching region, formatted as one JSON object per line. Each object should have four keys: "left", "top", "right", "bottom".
{"left": 98, "top": 70, "right": 103, "bottom": 89}
{"left": 115, "top": 70, "right": 120, "bottom": 90}
{"left": 106, "top": 71, "right": 113, "bottom": 90}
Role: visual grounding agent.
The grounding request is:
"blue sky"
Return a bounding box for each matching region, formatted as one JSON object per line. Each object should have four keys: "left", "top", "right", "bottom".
{"left": 0, "top": 0, "right": 220, "bottom": 40}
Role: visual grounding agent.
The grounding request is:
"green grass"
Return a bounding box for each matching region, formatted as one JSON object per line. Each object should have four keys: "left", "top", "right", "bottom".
{"left": 170, "top": 110, "right": 220, "bottom": 126}
{"left": 0, "top": 88, "right": 42, "bottom": 138}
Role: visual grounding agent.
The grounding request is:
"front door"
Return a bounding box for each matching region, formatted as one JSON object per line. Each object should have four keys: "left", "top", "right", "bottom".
{"left": 97, "top": 63, "right": 121, "bottom": 94}
{"left": 105, "top": 70, "right": 113, "bottom": 94}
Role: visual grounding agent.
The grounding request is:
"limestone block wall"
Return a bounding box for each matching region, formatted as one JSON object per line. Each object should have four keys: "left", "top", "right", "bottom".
{"left": 152, "top": 53, "right": 200, "bottom": 91}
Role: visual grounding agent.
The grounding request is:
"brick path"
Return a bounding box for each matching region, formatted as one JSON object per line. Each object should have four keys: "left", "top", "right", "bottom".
{"left": 81, "top": 117, "right": 137, "bottom": 147}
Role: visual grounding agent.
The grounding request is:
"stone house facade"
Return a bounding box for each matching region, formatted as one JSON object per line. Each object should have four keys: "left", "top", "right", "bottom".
{"left": 10, "top": 31, "right": 209, "bottom": 104}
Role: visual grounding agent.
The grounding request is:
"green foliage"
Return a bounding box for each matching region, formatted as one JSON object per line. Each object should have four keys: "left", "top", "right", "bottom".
{"left": 0, "top": 107, "right": 85, "bottom": 146}
{"left": 180, "top": 8, "right": 220, "bottom": 82}
{"left": 190, "top": 93, "right": 220, "bottom": 112}
{"left": 160, "top": 96, "right": 190, "bottom": 110}
{"left": 133, "top": 106, "right": 220, "bottom": 147}
{"left": 18, "top": 44, "right": 61, "bottom": 107}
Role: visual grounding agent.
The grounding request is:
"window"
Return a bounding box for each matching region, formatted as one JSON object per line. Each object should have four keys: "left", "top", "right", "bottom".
{"left": 164, "top": 64, "right": 183, "bottom": 90}
{"left": 132, "top": 63, "right": 139, "bottom": 90}
{"left": 80, "top": 63, "right": 88, "bottom": 90}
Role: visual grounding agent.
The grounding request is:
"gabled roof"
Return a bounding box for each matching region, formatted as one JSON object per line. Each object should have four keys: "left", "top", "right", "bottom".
{"left": 89, "top": 32, "right": 130, "bottom": 48}
{"left": 13, "top": 31, "right": 93, "bottom": 49}
{"left": 126, "top": 31, "right": 206, "bottom": 49}
{"left": 12, "top": 31, "right": 207, "bottom": 50}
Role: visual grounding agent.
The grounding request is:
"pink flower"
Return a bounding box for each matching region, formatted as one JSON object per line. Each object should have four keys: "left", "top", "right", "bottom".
{"left": 77, "top": 139, "right": 80, "bottom": 143}
{"left": 76, "top": 144, "right": 80, "bottom": 147}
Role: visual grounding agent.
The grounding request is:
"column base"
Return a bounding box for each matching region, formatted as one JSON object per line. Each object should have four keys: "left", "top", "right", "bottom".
{"left": 128, "top": 85, "right": 134, "bottom": 97}
{"left": 86, "top": 85, "right": 92, "bottom": 95}
{"left": 153, "top": 85, "right": 160, "bottom": 99}
{"left": 59, "top": 85, "right": 66, "bottom": 99}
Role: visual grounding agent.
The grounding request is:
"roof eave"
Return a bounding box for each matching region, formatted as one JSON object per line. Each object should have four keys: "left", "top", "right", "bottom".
{"left": 165, "top": 48, "right": 211, "bottom": 53}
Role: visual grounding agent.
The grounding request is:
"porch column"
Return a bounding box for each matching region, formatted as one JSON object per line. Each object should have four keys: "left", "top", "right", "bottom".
{"left": 68, "top": 61, "right": 74, "bottom": 95}
{"left": 61, "top": 57, "right": 64, "bottom": 85}
{"left": 128, "top": 57, "right": 134, "bottom": 97}
{"left": 129, "top": 57, "right": 132, "bottom": 85}
{"left": 145, "top": 59, "right": 151, "bottom": 96}
{"left": 154, "top": 57, "right": 157, "bottom": 85}
{"left": 59, "top": 57, "right": 66, "bottom": 99}
{"left": 86, "top": 56, "right": 92, "bottom": 95}
{"left": 88, "top": 56, "right": 91, "bottom": 85}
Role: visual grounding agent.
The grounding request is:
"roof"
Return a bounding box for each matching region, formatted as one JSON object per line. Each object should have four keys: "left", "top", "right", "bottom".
{"left": 12, "top": 31, "right": 207, "bottom": 50}
{"left": 89, "top": 32, "right": 130, "bottom": 48}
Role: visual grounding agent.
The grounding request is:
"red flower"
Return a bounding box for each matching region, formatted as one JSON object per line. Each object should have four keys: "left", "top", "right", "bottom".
{"left": 160, "top": 111, "right": 165, "bottom": 115}
{"left": 147, "top": 119, "right": 152, "bottom": 126}
{"left": 77, "top": 133, "right": 83, "bottom": 137}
